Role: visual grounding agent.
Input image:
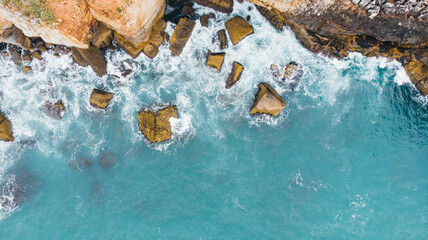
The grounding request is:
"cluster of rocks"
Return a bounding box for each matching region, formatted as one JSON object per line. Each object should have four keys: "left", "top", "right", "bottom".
{"left": 353, "top": 0, "right": 428, "bottom": 19}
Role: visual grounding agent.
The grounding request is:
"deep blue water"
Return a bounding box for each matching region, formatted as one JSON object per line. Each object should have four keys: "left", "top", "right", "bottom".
{"left": 0, "top": 2, "right": 427, "bottom": 239}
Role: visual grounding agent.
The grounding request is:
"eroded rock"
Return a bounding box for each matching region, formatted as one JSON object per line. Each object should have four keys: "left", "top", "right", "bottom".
{"left": 137, "top": 105, "right": 178, "bottom": 143}
{"left": 170, "top": 18, "right": 196, "bottom": 56}
{"left": 226, "top": 61, "right": 244, "bottom": 89}
{"left": 42, "top": 100, "right": 65, "bottom": 120}
{"left": 0, "top": 112, "right": 14, "bottom": 142}
{"left": 225, "top": 16, "right": 254, "bottom": 45}
{"left": 207, "top": 52, "right": 226, "bottom": 72}
{"left": 71, "top": 46, "right": 107, "bottom": 76}
{"left": 90, "top": 23, "right": 113, "bottom": 49}
{"left": 193, "top": 0, "right": 234, "bottom": 13}
{"left": 250, "top": 83, "right": 286, "bottom": 117}
{"left": 89, "top": 89, "right": 114, "bottom": 109}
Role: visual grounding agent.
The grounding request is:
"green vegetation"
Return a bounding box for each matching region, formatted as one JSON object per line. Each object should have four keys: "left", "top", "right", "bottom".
{"left": 1, "top": 0, "right": 56, "bottom": 24}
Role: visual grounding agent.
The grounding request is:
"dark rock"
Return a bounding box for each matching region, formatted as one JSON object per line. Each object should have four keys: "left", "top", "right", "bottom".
{"left": 137, "top": 105, "right": 178, "bottom": 143}
{"left": 98, "top": 152, "right": 116, "bottom": 169}
{"left": 89, "top": 89, "right": 114, "bottom": 109}
{"left": 250, "top": 83, "right": 286, "bottom": 117}
{"left": 169, "top": 18, "right": 196, "bottom": 56}
{"left": 200, "top": 15, "right": 209, "bottom": 28}
{"left": 0, "top": 176, "right": 26, "bottom": 210}
{"left": 217, "top": 29, "right": 228, "bottom": 50}
{"left": 182, "top": 5, "right": 195, "bottom": 15}
{"left": 207, "top": 52, "right": 226, "bottom": 71}
{"left": 193, "top": 0, "right": 234, "bottom": 13}
{"left": 68, "top": 158, "right": 92, "bottom": 170}
{"left": 71, "top": 45, "right": 107, "bottom": 76}
{"left": 226, "top": 61, "right": 244, "bottom": 89}
{"left": 225, "top": 16, "right": 254, "bottom": 45}
{"left": 42, "top": 100, "right": 65, "bottom": 120}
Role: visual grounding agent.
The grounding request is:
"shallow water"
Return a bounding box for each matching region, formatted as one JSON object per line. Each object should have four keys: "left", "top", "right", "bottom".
{"left": 0, "top": 1, "right": 427, "bottom": 239}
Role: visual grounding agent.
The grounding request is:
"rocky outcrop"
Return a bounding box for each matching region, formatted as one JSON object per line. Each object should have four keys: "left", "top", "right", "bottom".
{"left": 71, "top": 46, "right": 107, "bottom": 76}
{"left": 0, "top": 25, "right": 31, "bottom": 49}
{"left": 193, "top": 0, "right": 234, "bottom": 13}
{"left": 90, "top": 24, "right": 113, "bottom": 49}
{"left": 226, "top": 61, "right": 244, "bottom": 89}
{"left": 89, "top": 89, "right": 114, "bottom": 109}
{"left": 207, "top": 52, "right": 226, "bottom": 71}
{"left": 225, "top": 16, "right": 254, "bottom": 45}
{"left": 0, "top": 112, "right": 14, "bottom": 142}
{"left": 170, "top": 18, "right": 196, "bottom": 56}
{"left": 42, "top": 100, "right": 65, "bottom": 120}
{"left": 0, "top": 0, "right": 165, "bottom": 48}
{"left": 137, "top": 105, "right": 178, "bottom": 143}
{"left": 250, "top": 83, "right": 286, "bottom": 117}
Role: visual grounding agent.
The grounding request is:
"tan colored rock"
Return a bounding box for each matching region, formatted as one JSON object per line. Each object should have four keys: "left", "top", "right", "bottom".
{"left": 170, "top": 18, "right": 196, "bottom": 56}
{"left": 194, "top": 0, "right": 234, "bottom": 13}
{"left": 225, "top": 16, "right": 254, "bottom": 45}
{"left": 137, "top": 105, "right": 178, "bottom": 143}
{"left": 283, "top": 62, "right": 299, "bottom": 79}
{"left": 404, "top": 60, "right": 428, "bottom": 85}
{"left": 90, "top": 89, "right": 114, "bottom": 109}
{"left": 0, "top": 25, "right": 31, "bottom": 49}
{"left": 416, "top": 80, "right": 428, "bottom": 96}
{"left": 250, "top": 83, "right": 286, "bottom": 117}
{"left": 71, "top": 46, "right": 107, "bottom": 76}
{"left": 43, "top": 100, "right": 65, "bottom": 120}
{"left": 22, "top": 52, "right": 31, "bottom": 61}
{"left": 226, "top": 61, "right": 244, "bottom": 89}
{"left": 207, "top": 52, "right": 226, "bottom": 72}
{"left": 22, "top": 66, "right": 32, "bottom": 73}
{"left": 217, "top": 29, "right": 228, "bottom": 50}
{"left": 31, "top": 50, "right": 42, "bottom": 60}
{"left": 10, "top": 48, "right": 21, "bottom": 66}
{"left": 91, "top": 23, "right": 113, "bottom": 49}
{"left": 0, "top": 112, "right": 14, "bottom": 142}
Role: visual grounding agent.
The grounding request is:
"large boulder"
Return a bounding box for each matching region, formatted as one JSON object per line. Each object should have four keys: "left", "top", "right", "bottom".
{"left": 169, "top": 18, "right": 196, "bottom": 56}
{"left": 207, "top": 52, "right": 226, "bottom": 72}
{"left": 226, "top": 61, "right": 244, "bottom": 89}
{"left": 71, "top": 45, "right": 107, "bottom": 76}
{"left": 0, "top": 112, "right": 15, "bottom": 142}
{"left": 90, "top": 23, "right": 113, "bottom": 49}
{"left": 193, "top": 0, "right": 234, "bottom": 13}
{"left": 0, "top": 25, "right": 31, "bottom": 50}
{"left": 249, "top": 83, "right": 286, "bottom": 117}
{"left": 225, "top": 16, "right": 254, "bottom": 45}
{"left": 89, "top": 89, "right": 114, "bottom": 109}
{"left": 42, "top": 100, "right": 65, "bottom": 120}
{"left": 137, "top": 105, "right": 178, "bottom": 143}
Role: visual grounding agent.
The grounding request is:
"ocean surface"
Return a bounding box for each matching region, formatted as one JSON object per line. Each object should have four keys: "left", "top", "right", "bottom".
{"left": 0, "top": 1, "right": 427, "bottom": 239}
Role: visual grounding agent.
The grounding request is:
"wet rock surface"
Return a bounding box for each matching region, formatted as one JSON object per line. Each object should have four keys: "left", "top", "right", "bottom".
{"left": 42, "top": 100, "right": 65, "bottom": 120}
{"left": 226, "top": 61, "right": 244, "bottom": 89}
{"left": 169, "top": 18, "right": 196, "bottom": 56}
{"left": 71, "top": 45, "right": 107, "bottom": 77}
{"left": 89, "top": 89, "right": 114, "bottom": 109}
{"left": 250, "top": 83, "right": 286, "bottom": 117}
{"left": 137, "top": 105, "right": 178, "bottom": 143}
{"left": 68, "top": 158, "right": 92, "bottom": 170}
{"left": 90, "top": 23, "right": 113, "bottom": 49}
{"left": 0, "top": 112, "right": 14, "bottom": 142}
{"left": 207, "top": 52, "right": 226, "bottom": 72}
{"left": 193, "top": 0, "right": 234, "bottom": 13}
{"left": 217, "top": 29, "right": 228, "bottom": 50}
{"left": 225, "top": 16, "right": 254, "bottom": 45}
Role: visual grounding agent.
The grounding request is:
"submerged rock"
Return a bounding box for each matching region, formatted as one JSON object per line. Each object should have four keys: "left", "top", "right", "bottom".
{"left": 217, "top": 29, "right": 228, "bottom": 50}
{"left": 170, "top": 18, "right": 196, "bottom": 56}
{"left": 193, "top": 0, "right": 234, "bottom": 13}
{"left": 137, "top": 105, "right": 178, "bottom": 143}
{"left": 0, "top": 176, "right": 26, "bottom": 211}
{"left": 68, "top": 158, "right": 92, "bottom": 170}
{"left": 98, "top": 152, "right": 116, "bottom": 169}
{"left": 226, "top": 61, "right": 244, "bottom": 89}
{"left": 225, "top": 16, "right": 254, "bottom": 45}
{"left": 71, "top": 45, "right": 107, "bottom": 77}
{"left": 250, "top": 83, "right": 286, "bottom": 117}
{"left": 207, "top": 52, "right": 226, "bottom": 72}
{"left": 89, "top": 89, "right": 114, "bottom": 109}
{"left": 42, "top": 100, "right": 65, "bottom": 120}
{"left": 0, "top": 112, "right": 14, "bottom": 142}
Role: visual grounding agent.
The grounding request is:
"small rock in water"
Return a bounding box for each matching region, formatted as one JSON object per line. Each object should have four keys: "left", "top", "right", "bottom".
{"left": 217, "top": 29, "right": 228, "bottom": 50}
{"left": 206, "top": 52, "right": 226, "bottom": 72}
{"left": 137, "top": 105, "right": 178, "bottom": 143}
{"left": 98, "top": 151, "right": 117, "bottom": 169}
{"left": 42, "top": 100, "right": 65, "bottom": 120}
{"left": 225, "top": 16, "right": 254, "bottom": 45}
{"left": 270, "top": 64, "right": 281, "bottom": 78}
{"left": 22, "top": 66, "right": 32, "bottom": 73}
{"left": 169, "top": 18, "right": 196, "bottom": 56}
{"left": 250, "top": 83, "right": 286, "bottom": 117}
{"left": 181, "top": 5, "right": 195, "bottom": 16}
{"left": 0, "top": 178, "right": 26, "bottom": 211}
{"left": 10, "top": 48, "right": 22, "bottom": 66}
{"left": 200, "top": 15, "right": 209, "bottom": 28}
{"left": 226, "top": 61, "right": 244, "bottom": 89}
{"left": 37, "top": 45, "right": 47, "bottom": 53}
{"left": 0, "top": 112, "right": 15, "bottom": 142}
{"left": 1, "top": 51, "right": 9, "bottom": 57}
{"left": 282, "top": 62, "right": 302, "bottom": 91}
{"left": 31, "top": 50, "right": 42, "bottom": 60}
{"left": 89, "top": 89, "right": 114, "bottom": 109}
{"left": 22, "top": 52, "right": 31, "bottom": 61}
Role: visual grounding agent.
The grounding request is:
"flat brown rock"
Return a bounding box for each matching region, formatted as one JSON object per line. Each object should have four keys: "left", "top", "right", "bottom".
{"left": 226, "top": 61, "right": 244, "bottom": 89}
{"left": 250, "top": 83, "right": 286, "bottom": 117}
{"left": 225, "top": 16, "right": 254, "bottom": 45}
{"left": 194, "top": 0, "right": 234, "bottom": 13}
{"left": 90, "top": 89, "right": 114, "bottom": 109}
{"left": 91, "top": 23, "right": 113, "bottom": 49}
{"left": 137, "top": 105, "right": 178, "bottom": 143}
{"left": 71, "top": 46, "right": 107, "bottom": 76}
{"left": 200, "top": 15, "right": 209, "bottom": 28}
{"left": 0, "top": 112, "right": 14, "bottom": 142}
{"left": 169, "top": 18, "right": 196, "bottom": 56}
{"left": 207, "top": 52, "right": 226, "bottom": 72}
{"left": 416, "top": 80, "right": 428, "bottom": 96}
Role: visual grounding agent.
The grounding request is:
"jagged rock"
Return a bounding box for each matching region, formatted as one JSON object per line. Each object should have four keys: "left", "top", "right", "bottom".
{"left": 225, "top": 16, "right": 254, "bottom": 45}
{"left": 91, "top": 23, "right": 113, "bottom": 49}
{"left": 283, "top": 62, "right": 299, "bottom": 79}
{"left": 226, "top": 61, "right": 244, "bottom": 89}
{"left": 207, "top": 52, "right": 226, "bottom": 71}
{"left": 250, "top": 83, "right": 286, "bottom": 117}
{"left": 42, "top": 100, "right": 65, "bottom": 120}
{"left": 0, "top": 112, "right": 14, "bottom": 142}
{"left": 137, "top": 105, "right": 178, "bottom": 143}
{"left": 114, "top": 32, "right": 146, "bottom": 58}
{"left": 31, "top": 50, "right": 42, "bottom": 60}
{"left": 182, "top": 5, "right": 196, "bottom": 16}
{"left": 256, "top": 6, "right": 284, "bottom": 31}
{"left": 98, "top": 151, "right": 116, "bottom": 169}
{"left": 170, "top": 18, "right": 196, "bottom": 56}
{"left": 0, "top": 25, "right": 31, "bottom": 50}
{"left": 193, "top": 0, "right": 234, "bottom": 13}
{"left": 0, "top": 176, "right": 26, "bottom": 210}
{"left": 200, "top": 15, "right": 209, "bottom": 28}
{"left": 71, "top": 45, "right": 107, "bottom": 76}
{"left": 22, "top": 52, "right": 31, "bottom": 61}
{"left": 89, "top": 89, "right": 114, "bottom": 109}
{"left": 217, "top": 29, "right": 228, "bottom": 50}
{"left": 270, "top": 64, "right": 281, "bottom": 78}
{"left": 22, "top": 66, "right": 32, "bottom": 73}
{"left": 416, "top": 80, "right": 428, "bottom": 96}
{"left": 10, "top": 48, "right": 22, "bottom": 66}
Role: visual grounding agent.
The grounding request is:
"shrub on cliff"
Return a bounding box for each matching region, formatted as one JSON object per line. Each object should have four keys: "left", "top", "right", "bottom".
{"left": 1, "top": 0, "right": 56, "bottom": 24}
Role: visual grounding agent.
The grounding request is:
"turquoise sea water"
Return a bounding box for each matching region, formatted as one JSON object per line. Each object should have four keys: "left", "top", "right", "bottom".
{"left": 0, "top": 1, "right": 427, "bottom": 239}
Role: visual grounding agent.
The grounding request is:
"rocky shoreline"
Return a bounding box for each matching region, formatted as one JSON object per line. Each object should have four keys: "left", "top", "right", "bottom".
{"left": 0, "top": 0, "right": 427, "bottom": 144}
